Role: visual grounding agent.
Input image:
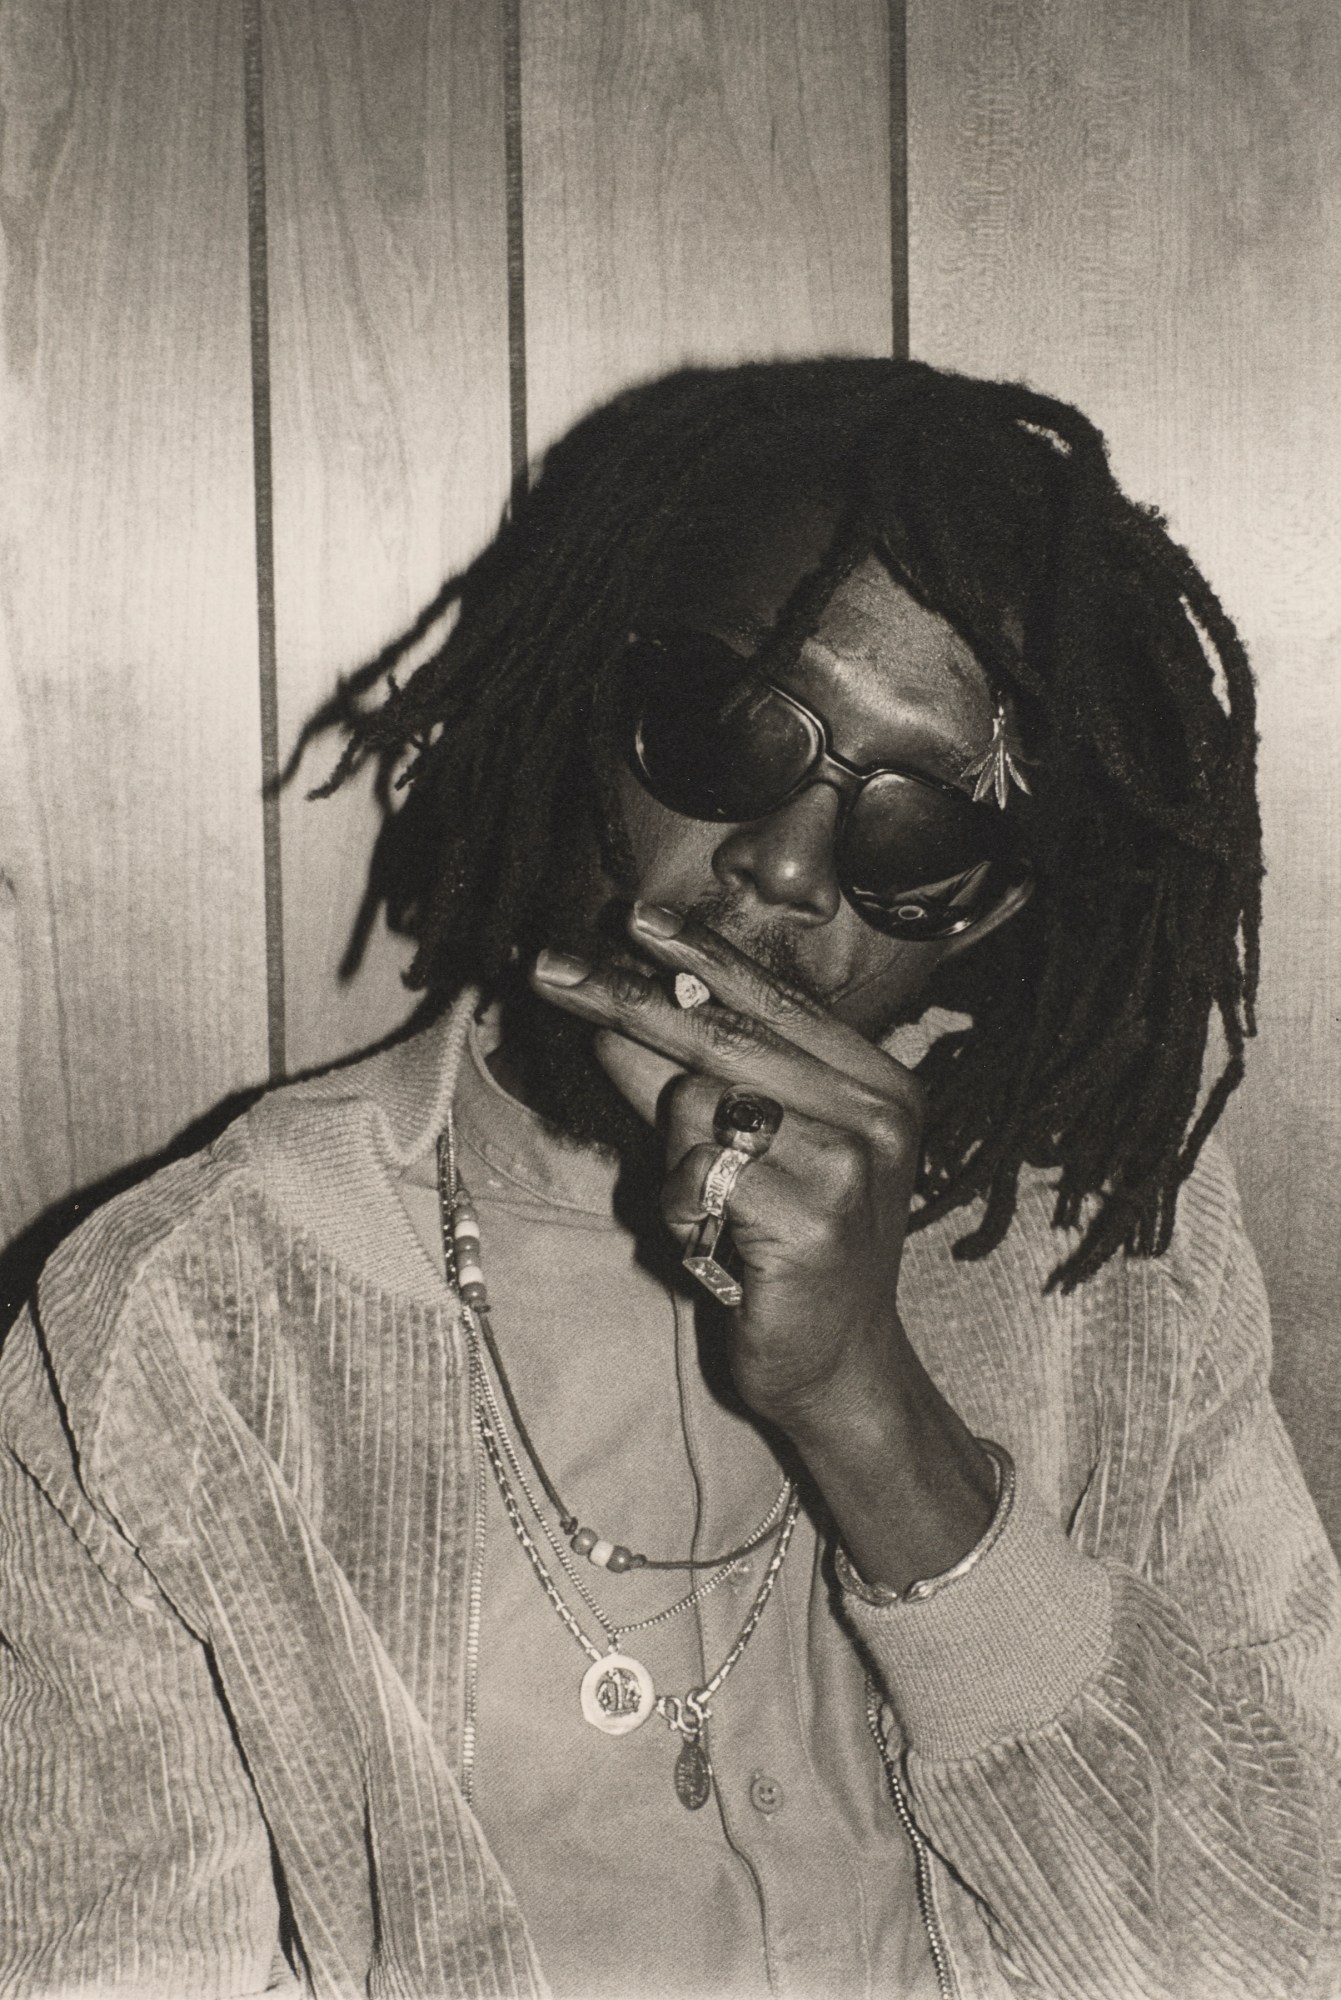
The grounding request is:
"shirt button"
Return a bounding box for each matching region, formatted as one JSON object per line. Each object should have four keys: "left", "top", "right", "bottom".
{"left": 749, "top": 1773, "right": 785, "bottom": 1815}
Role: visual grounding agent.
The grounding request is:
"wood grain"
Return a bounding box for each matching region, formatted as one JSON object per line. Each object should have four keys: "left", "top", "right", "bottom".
{"left": 0, "top": 0, "right": 267, "bottom": 1242}
{"left": 521, "top": 0, "right": 893, "bottom": 462}
{"left": 262, "top": 0, "right": 512, "bottom": 1074}
{"left": 907, "top": 0, "right": 1341, "bottom": 1529}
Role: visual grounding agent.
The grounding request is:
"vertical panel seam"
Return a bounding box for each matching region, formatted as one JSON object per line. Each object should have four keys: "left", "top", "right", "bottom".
{"left": 242, "top": 0, "right": 286, "bottom": 1080}
{"left": 889, "top": 0, "right": 910, "bottom": 359}
{"left": 503, "top": 0, "right": 528, "bottom": 503}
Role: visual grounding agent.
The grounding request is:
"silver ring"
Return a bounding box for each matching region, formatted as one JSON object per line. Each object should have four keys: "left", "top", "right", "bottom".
{"left": 700, "top": 1146, "right": 751, "bottom": 1218}
{"left": 712, "top": 1089, "right": 784, "bottom": 1160}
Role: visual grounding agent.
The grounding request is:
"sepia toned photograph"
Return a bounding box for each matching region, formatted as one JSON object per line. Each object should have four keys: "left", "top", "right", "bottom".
{"left": 1, "top": 4, "right": 1338, "bottom": 1996}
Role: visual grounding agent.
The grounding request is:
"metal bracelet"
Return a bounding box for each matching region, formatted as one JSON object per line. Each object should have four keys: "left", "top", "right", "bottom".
{"left": 834, "top": 1439, "right": 1016, "bottom": 1607}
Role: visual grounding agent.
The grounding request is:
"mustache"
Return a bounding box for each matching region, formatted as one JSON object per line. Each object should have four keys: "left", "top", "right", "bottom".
{"left": 679, "top": 891, "right": 922, "bottom": 1035}
{"left": 561, "top": 889, "right": 848, "bottom": 1010}
{"left": 680, "top": 888, "right": 840, "bottom": 1005}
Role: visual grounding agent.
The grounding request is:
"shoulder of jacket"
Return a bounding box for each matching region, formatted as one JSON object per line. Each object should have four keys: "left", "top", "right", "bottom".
{"left": 27, "top": 1039, "right": 390, "bottom": 1362}
{"left": 1056, "top": 1138, "right": 1265, "bottom": 1438}
{"left": 34, "top": 1031, "right": 412, "bottom": 1344}
{"left": 914, "top": 1140, "right": 1251, "bottom": 1398}
{"left": 29, "top": 1121, "right": 262, "bottom": 1432}
{"left": 1129, "top": 1133, "right": 1244, "bottom": 1321}
{"left": 1006, "top": 1132, "right": 1243, "bottom": 1321}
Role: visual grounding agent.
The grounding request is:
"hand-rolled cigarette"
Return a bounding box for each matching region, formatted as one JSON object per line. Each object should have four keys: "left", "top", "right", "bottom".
{"left": 674, "top": 972, "right": 712, "bottom": 1010}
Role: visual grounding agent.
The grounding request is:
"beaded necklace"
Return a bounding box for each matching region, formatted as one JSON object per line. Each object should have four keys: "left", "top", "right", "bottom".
{"left": 467, "top": 1312, "right": 793, "bottom": 1647}
{"left": 435, "top": 1087, "right": 800, "bottom": 1809}
{"left": 436, "top": 1129, "right": 792, "bottom": 1576}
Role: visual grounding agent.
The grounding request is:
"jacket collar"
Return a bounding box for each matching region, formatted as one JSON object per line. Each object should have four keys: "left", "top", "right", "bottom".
{"left": 243, "top": 1008, "right": 472, "bottom": 1309}
{"left": 279, "top": 1005, "right": 467, "bottom": 1169}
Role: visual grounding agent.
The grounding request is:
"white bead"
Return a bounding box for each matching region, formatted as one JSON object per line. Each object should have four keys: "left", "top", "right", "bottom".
{"left": 589, "top": 1538, "right": 615, "bottom": 1569}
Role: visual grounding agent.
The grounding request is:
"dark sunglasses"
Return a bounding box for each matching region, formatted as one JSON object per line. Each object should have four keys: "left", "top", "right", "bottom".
{"left": 623, "top": 630, "right": 1018, "bottom": 940}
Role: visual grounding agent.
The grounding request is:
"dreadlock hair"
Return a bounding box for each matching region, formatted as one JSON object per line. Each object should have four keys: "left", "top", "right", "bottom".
{"left": 304, "top": 359, "right": 1262, "bottom": 1289}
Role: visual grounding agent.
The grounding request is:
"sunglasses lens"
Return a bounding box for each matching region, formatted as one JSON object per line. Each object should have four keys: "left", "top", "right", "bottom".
{"left": 626, "top": 634, "right": 1013, "bottom": 940}
{"left": 840, "top": 775, "right": 1001, "bottom": 936}
{"left": 631, "top": 641, "right": 818, "bottom": 821}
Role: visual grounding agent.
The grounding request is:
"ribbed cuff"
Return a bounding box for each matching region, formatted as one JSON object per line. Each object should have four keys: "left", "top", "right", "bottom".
{"left": 842, "top": 1476, "right": 1112, "bottom": 1760}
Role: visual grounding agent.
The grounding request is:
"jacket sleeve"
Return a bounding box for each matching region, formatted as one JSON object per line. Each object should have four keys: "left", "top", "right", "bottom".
{"left": 0, "top": 1301, "right": 292, "bottom": 2000}
{"left": 845, "top": 1198, "right": 1341, "bottom": 2000}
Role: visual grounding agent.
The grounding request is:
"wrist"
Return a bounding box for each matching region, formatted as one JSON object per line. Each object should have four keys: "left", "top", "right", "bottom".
{"left": 775, "top": 1329, "right": 998, "bottom": 1594}
{"left": 749, "top": 1309, "right": 914, "bottom": 1449}
{"left": 835, "top": 1440, "right": 1014, "bottom": 1604}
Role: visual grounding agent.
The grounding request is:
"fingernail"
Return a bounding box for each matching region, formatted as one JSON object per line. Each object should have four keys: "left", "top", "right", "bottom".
{"left": 534, "top": 948, "right": 591, "bottom": 987}
{"left": 632, "top": 901, "right": 683, "bottom": 938}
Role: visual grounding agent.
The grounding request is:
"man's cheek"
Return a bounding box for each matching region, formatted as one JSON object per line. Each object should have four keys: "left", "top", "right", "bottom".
{"left": 827, "top": 938, "right": 941, "bottom": 1035}
{"left": 593, "top": 1028, "right": 684, "bottom": 1125}
{"left": 616, "top": 771, "right": 723, "bottom": 898}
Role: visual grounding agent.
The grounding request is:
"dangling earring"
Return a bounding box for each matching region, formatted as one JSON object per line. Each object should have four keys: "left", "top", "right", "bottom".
{"left": 963, "top": 703, "right": 1032, "bottom": 810}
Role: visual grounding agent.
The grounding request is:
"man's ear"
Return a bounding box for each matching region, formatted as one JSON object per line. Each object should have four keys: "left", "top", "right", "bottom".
{"left": 940, "top": 871, "right": 1034, "bottom": 960}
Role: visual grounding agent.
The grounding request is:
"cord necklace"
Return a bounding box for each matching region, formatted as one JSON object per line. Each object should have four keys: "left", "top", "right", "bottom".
{"left": 438, "top": 1117, "right": 800, "bottom": 1809}
{"left": 436, "top": 1130, "right": 793, "bottom": 1576}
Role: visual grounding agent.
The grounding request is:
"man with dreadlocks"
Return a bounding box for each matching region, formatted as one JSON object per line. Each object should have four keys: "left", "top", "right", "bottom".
{"left": 1, "top": 360, "right": 1338, "bottom": 2000}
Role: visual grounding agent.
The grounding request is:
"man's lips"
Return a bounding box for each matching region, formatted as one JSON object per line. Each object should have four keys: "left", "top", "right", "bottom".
{"left": 594, "top": 931, "right": 855, "bottom": 1014}
{"left": 543, "top": 894, "right": 869, "bottom": 1015}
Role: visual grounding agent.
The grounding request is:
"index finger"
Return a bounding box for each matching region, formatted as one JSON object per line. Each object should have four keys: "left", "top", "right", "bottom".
{"left": 627, "top": 902, "right": 920, "bottom": 1103}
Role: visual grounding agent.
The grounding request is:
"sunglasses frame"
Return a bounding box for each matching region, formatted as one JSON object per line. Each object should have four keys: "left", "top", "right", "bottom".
{"left": 625, "top": 642, "right": 1017, "bottom": 941}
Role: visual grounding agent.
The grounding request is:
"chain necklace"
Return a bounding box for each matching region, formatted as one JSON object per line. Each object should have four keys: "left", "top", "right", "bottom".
{"left": 440, "top": 1128, "right": 792, "bottom": 1576}
{"left": 437, "top": 1116, "right": 801, "bottom": 1809}
{"left": 467, "top": 1323, "right": 801, "bottom": 1809}
{"left": 468, "top": 1315, "right": 791, "bottom": 1647}
{"left": 436, "top": 1126, "right": 792, "bottom": 1577}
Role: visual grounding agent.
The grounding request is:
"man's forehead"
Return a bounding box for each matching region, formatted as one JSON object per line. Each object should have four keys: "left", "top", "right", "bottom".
{"left": 788, "top": 555, "right": 995, "bottom": 770}
{"left": 649, "top": 518, "right": 990, "bottom": 696}
{"left": 807, "top": 554, "right": 985, "bottom": 695}
{"left": 648, "top": 490, "right": 993, "bottom": 670}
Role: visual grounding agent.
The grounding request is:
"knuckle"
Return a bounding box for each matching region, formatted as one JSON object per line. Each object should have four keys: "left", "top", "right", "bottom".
{"left": 661, "top": 1074, "right": 720, "bottom": 1151}
{"left": 863, "top": 1098, "right": 920, "bottom": 1160}
{"left": 701, "top": 1007, "right": 771, "bottom": 1060}
{"left": 796, "top": 1205, "right": 844, "bottom": 1260}
{"left": 823, "top": 1137, "right": 867, "bottom": 1203}
{"left": 663, "top": 1071, "right": 706, "bottom": 1124}
{"left": 605, "top": 963, "right": 655, "bottom": 1009}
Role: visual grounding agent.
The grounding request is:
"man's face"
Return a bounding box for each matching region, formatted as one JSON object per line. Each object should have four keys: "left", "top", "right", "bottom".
{"left": 503, "top": 491, "right": 1008, "bottom": 1151}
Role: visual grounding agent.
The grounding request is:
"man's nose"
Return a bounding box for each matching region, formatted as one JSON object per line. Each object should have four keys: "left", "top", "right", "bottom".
{"left": 710, "top": 782, "right": 844, "bottom": 925}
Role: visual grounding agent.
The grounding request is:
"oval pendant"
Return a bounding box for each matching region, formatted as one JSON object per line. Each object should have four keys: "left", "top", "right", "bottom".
{"left": 579, "top": 1652, "right": 655, "bottom": 1736}
{"left": 674, "top": 1733, "right": 713, "bottom": 1810}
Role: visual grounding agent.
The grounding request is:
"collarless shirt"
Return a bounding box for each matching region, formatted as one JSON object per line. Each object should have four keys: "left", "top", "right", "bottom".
{"left": 399, "top": 1020, "right": 935, "bottom": 2000}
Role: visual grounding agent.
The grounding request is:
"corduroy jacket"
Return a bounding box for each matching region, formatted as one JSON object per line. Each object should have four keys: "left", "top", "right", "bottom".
{"left": 0, "top": 1014, "right": 1338, "bottom": 1999}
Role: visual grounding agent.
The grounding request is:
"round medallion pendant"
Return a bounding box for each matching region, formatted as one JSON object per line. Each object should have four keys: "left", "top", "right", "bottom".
{"left": 579, "top": 1652, "right": 655, "bottom": 1736}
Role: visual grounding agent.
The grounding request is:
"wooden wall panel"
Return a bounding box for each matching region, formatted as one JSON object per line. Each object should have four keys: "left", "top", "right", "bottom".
{"left": 0, "top": 0, "right": 267, "bottom": 1243}
{"left": 521, "top": 0, "right": 894, "bottom": 462}
{"left": 263, "top": 0, "right": 512, "bottom": 1075}
{"left": 906, "top": 0, "right": 1341, "bottom": 1528}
